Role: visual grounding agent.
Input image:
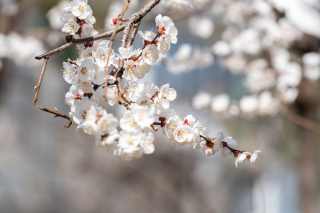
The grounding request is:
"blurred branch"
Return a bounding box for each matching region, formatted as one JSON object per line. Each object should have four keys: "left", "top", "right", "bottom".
{"left": 280, "top": 103, "right": 320, "bottom": 133}
{"left": 18, "top": 0, "right": 34, "bottom": 13}
{"left": 37, "top": 106, "right": 73, "bottom": 128}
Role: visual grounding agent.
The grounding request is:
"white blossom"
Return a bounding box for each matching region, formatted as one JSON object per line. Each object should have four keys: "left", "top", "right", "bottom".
{"left": 155, "top": 14, "right": 174, "bottom": 35}
{"left": 71, "top": 97, "right": 98, "bottom": 124}
{"left": 77, "top": 58, "right": 98, "bottom": 82}
{"left": 132, "top": 104, "right": 154, "bottom": 129}
{"left": 94, "top": 47, "right": 114, "bottom": 68}
{"left": 221, "top": 137, "right": 237, "bottom": 158}
{"left": 213, "top": 132, "right": 225, "bottom": 151}
{"left": 142, "top": 44, "right": 159, "bottom": 65}
{"left": 249, "top": 150, "right": 261, "bottom": 167}
{"left": 140, "top": 132, "right": 155, "bottom": 154}
{"left": 61, "top": 19, "right": 80, "bottom": 35}
{"left": 154, "top": 84, "right": 177, "bottom": 109}
{"left": 118, "top": 131, "right": 142, "bottom": 154}
{"left": 70, "top": 0, "right": 92, "bottom": 19}
{"left": 120, "top": 110, "right": 142, "bottom": 132}
{"left": 62, "top": 61, "right": 79, "bottom": 84}
{"left": 138, "top": 30, "right": 158, "bottom": 45}
{"left": 235, "top": 152, "right": 251, "bottom": 168}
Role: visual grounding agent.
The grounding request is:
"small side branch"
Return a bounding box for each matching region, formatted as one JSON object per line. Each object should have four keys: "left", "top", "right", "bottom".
{"left": 119, "top": 99, "right": 131, "bottom": 110}
{"left": 127, "top": 21, "right": 141, "bottom": 48}
{"left": 38, "top": 106, "right": 73, "bottom": 128}
{"left": 151, "top": 123, "right": 158, "bottom": 131}
{"left": 33, "top": 57, "right": 49, "bottom": 105}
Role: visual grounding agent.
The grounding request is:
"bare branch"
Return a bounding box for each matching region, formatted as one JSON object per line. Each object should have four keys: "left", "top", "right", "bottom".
{"left": 127, "top": 21, "right": 141, "bottom": 48}
{"left": 118, "top": 99, "right": 131, "bottom": 110}
{"left": 33, "top": 57, "right": 49, "bottom": 105}
{"left": 37, "top": 106, "right": 73, "bottom": 128}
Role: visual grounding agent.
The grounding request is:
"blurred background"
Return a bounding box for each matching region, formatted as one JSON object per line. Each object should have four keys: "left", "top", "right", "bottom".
{"left": 0, "top": 0, "right": 319, "bottom": 212}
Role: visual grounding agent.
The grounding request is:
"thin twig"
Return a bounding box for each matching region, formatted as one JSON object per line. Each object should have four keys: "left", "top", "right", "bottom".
{"left": 103, "top": 0, "right": 132, "bottom": 108}
{"left": 133, "top": 32, "right": 161, "bottom": 60}
{"left": 151, "top": 123, "right": 158, "bottom": 131}
{"left": 67, "top": 59, "right": 79, "bottom": 67}
{"left": 116, "top": 76, "right": 132, "bottom": 105}
{"left": 37, "top": 106, "right": 73, "bottom": 128}
{"left": 126, "top": 21, "right": 141, "bottom": 48}
{"left": 119, "top": 99, "right": 131, "bottom": 110}
{"left": 33, "top": 57, "right": 49, "bottom": 105}
{"left": 200, "top": 134, "right": 244, "bottom": 157}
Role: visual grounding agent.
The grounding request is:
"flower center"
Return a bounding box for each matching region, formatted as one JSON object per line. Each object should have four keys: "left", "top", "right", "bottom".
{"left": 81, "top": 67, "right": 88, "bottom": 75}
{"left": 129, "top": 120, "right": 136, "bottom": 127}
{"left": 102, "top": 119, "right": 109, "bottom": 132}
{"left": 127, "top": 138, "right": 134, "bottom": 145}
{"left": 82, "top": 111, "right": 87, "bottom": 119}
{"left": 128, "top": 66, "right": 135, "bottom": 74}
{"left": 157, "top": 25, "right": 166, "bottom": 35}
{"left": 178, "top": 130, "right": 185, "bottom": 137}
{"left": 78, "top": 5, "right": 84, "bottom": 12}
{"left": 140, "top": 100, "right": 148, "bottom": 106}
{"left": 138, "top": 114, "right": 144, "bottom": 121}
{"left": 145, "top": 52, "right": 152, "bottom": 58}
{"left": 68, "top": 24, "right": 74, "bottom": 31}
{"left": 100, "top": 54, "right": 106, "bottom": 61}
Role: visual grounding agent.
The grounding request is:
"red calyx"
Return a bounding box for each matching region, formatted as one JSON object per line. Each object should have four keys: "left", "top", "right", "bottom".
{"left": 144, "top": 40, "right": 151, "bottom": 46}
{"left": 159, "top": 117, "right": 166, "bottom": 127}
{"left": 157, "top": 25, "right": 166, "bottom": 35}
{"left": 205, "top": 138, "right": 215, "bottom": 148}
{"left": 184, "top": 119, "right": 189, "bottom": 126}
{"left": 74, "top": 94, "right": 82, "bottom": 100}
{"left": 110, "top": 17, "right": 119, "bottom": 26}
{"left": 134, "top": 60, "right": 140, "bottom": 67}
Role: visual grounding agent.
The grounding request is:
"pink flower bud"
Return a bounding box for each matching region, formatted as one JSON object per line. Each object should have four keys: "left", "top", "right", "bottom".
{"left": 110, "top": 17, "right": 119, "bottom": 26}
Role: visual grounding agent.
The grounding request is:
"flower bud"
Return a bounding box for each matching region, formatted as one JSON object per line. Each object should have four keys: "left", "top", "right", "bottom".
{"left": 110, "top": 17, "right": 119, "bottom": 26}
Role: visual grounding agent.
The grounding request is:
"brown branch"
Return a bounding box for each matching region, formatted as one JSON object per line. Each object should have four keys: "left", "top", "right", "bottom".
{"left": 37, "top": 106, "right": 73, "bottom": 128}
{"left": 35, "top": 0, "right": 161, "bottom": 60}
{"left": 35, "top": 25, "right": 126, "bottom": 60}
{"left": 102, "top": 0, "right": 132, "bottom": 108}
{"left": 151, "top": 123, "right": 158, "bottom": 131}
{"left": 116, "top": 76, "right": 132, "bottom": 105}
{"left": 126, "top": 21, "right": 141, "bottom": 48}
{"left": 119, "top": 99, "right": 131, "bottom": 110}
{"left": 67, "top": 59, "right": 79, "bottom": 67}
{"left": 281, "top": 103, "right": 320, "bottom": 133}
{"left": 33, "top": 57, "right": 49, "bottom": 105}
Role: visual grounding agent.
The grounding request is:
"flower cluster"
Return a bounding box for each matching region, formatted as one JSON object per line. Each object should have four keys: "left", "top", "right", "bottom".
{"left": 56, "top": 0, "right": 261, "bottom": 167}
